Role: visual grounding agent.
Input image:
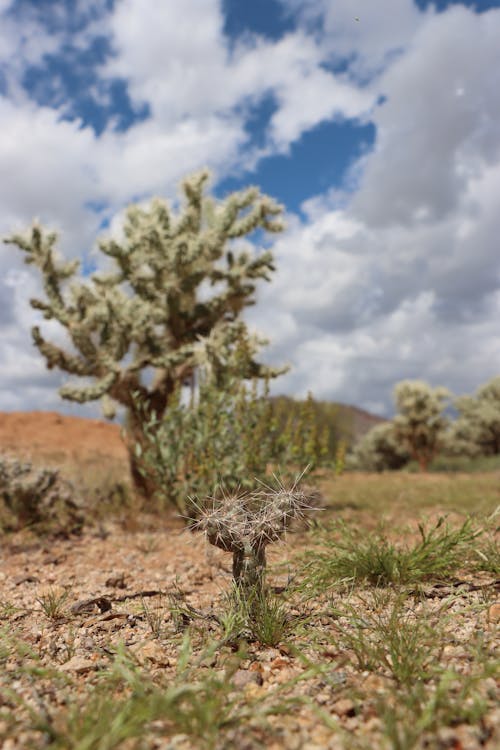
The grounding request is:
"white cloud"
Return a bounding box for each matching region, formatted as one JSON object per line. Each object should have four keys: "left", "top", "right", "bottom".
{"left": 280, "top": 0, "right": 425, "bottom": 79}
{"left": 0, "top": 97, "right": 102, "bottom": 259}
{"left": 267, "top": 63, "right": 373, "bottom": 150}
{"left": 103, "top": 0, "right": 374, "bottom": 152}
{"left": 245, "top": 5, "right": 500, "bottom": 415}
{"left": 0, "top": 9, "right": 61, "bottom": 102}
{"left": 1, "top": 0, "right": 500, "bottom": 424}
{"left": 352, "top": 6, "right": 500, "bottom": 225}
{"left": 95, "top": 115, "right": 247, "bottom": 203}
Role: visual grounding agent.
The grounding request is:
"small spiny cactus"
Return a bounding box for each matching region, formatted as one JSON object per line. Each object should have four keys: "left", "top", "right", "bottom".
{"left": 192, "top": 472, "right": 319, "bottom": 598}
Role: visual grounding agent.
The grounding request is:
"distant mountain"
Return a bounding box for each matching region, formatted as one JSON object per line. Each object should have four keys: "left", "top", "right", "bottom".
{"left": 335, "top": 403, "right": 388, "bottom": 445}
{"left": 269, "top": 396, "right": 387, "bottom": 451}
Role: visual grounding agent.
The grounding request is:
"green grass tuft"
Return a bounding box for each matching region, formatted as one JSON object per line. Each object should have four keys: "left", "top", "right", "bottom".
{"left": 301, "top": 517, "right": 482, "bottom": 590}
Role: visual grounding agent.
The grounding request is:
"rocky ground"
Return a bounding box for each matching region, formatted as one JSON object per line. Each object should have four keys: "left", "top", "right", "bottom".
{"left": 0, "top": 411, "right": 498, "bottom": 749}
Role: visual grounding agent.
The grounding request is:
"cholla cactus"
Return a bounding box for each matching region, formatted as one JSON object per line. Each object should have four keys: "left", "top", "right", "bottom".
{"left": 446, "top": 376, "right": 500, "bottom": 457}
{"left": 193, "top": 473, "right": 318, "bottom": 596}
{"left": 4, "top": 171, "right": 286, "bottom": 498}
{"left": 393, "top": 380, "right": 451, "bottom": 471}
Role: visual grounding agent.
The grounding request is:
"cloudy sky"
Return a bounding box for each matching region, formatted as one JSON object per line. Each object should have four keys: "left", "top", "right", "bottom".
{"left": 1, "top": 0, "right": 499, "bottom": 421}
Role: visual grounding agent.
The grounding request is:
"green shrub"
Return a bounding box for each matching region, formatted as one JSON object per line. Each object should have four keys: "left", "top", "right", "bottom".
{"left": 128, "top": 374, "right": 326, "bottom": 518}
{"left": 302, "top": 517, "right": 481, "bottom": 589}
{"left": 348, "top": 422, "right": 410, "bottom": 472}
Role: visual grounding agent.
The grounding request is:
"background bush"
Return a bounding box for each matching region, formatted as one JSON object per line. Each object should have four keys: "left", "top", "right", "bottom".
{"left": 128, "top": 374, "right": 329, "bottom": 518}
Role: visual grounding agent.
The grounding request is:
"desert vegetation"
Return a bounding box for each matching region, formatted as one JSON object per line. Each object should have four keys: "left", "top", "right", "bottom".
{"left": 1, "top": 172, "right": 499, "bottom": 749}
{"left": 0, "top": 457, "right": 498, "bottom": 750}
{"left": 350, "top": 376, "right": 500, "bottom": 473}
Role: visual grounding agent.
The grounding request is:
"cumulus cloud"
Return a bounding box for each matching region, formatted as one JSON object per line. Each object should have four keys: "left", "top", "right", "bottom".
{"left": 352, "top": 6, "right": 500, "bottom": 226}
{"left": 1, "top": 0, "right": 500, "bottom": 422}
{"left": 279, "top": 0, "right": 424, "bottom": 80}
{"left": 102, "top": 0, "right": 374, "bottom": 154}
{"left": 246, "top": 4, "right": 500, "bottom": 415}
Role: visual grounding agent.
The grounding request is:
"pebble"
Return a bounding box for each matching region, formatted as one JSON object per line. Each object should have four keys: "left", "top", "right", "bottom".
{"left": 315, "top": 690, "right": 331, "bottom": 705}
{"left": 487, "top": 602, "right": 500, "bottom": 625}
{"left": 331, "top": 697, "right": 356, "bottom": 717}
{"left": 270, "top": 655, "right": 290, "bottom": 670}
{"left": 232, "top": 668, "right": 263, "bottom": 689}
{"left": 130, "top": 639, "right": 170, "bottom": 667}
{"left": 259, "top": 648, "right": 281, "bottom": 661}
{"left": 60, "top": 656, "right": 99, "bottom": 673}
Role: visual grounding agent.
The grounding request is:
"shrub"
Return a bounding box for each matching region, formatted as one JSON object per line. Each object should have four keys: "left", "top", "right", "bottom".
{"left": 350, "top": 380, "right": 451, "bottom": 472}
{"left": 446, "top": 376, "right": 500, "bottom": 457}
{"left": 392, "top": 380, "right": 451, "bottom": 471}
{"left": 0, "top": 454, "right": 85, "bottom": 536}
{"left": 129, "top": 373, "right": 327, "bottom": 517}
{"left": 349, "top": 422, "right": 410, "bottom": 472}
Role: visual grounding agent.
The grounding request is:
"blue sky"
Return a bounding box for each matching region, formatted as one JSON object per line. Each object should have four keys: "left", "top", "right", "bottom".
{"left": 1, "top": 0, "right": 500, "bottom": 420}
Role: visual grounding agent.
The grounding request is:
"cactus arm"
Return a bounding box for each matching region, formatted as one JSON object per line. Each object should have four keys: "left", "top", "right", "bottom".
{"left": 5, "top": 227, "right": 80, "bottom": 326}
{"left": 226, "top": 199, "right": 284, "bottom": 239}
{"left": 59, "top": 371, "right": 119, "bottom": 402}
{"left": 31, "top": 326, "right": 95, "bottom": 376}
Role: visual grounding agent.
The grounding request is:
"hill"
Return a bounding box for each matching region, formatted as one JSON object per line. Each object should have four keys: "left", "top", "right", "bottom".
{"left": 0, "top": 400, "right": 386, "bottom": 470}
{"left": 269, "top": 396, "right": 386, "bottom": 453}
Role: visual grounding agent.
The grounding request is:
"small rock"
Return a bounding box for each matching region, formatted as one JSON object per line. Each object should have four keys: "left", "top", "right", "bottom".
{"left": 248, "top": 660, "right": 265, "bottom": 675}
{"left": 316, "top": 690, "right": 330, "bottom": 705}
{"left": 361, "top": 673, "right": 385, "bottom": 692}
{"left": 487, "top": 602, "right": 500, "bottom": 625}
{"left": 14, "top": 575, "right": 39, "bottom": 585}
{"left": 270, "top": 656, "right": 290, "bottom": 670}
{"left": 232, "top": 669, "right": 263, "bottom": 689}
{"left": 130, "top": 640, "right": 170, "bottom": 667}
{"left": 105, "top": 573, "right": 127, "bottom": 589}
{"left": 436, "top": 727, "right": 459, "bottom": 748}
{"left": 331, "top": 698, "right": 356, "bottom": 717}
{"left": 42, "top": 554, "right": 66, "bottom": 566}
{"left": 326, "top": 670, "right": 348, "bottom": 688}
{"left": 71, "top": 596, "right": 112, "bottom": 615}
{"left": 60, "top": 656, "right": 98, "bottom": 674}
{"left": 162, "top": 734, "right": 192, "bottom": 749}
{"left": 321, "top": 646, "right": 338, "bottom": 659}
{"left": 30, "top": 628, "right": 43, "bottom": 643}
{"left": 260, "top": 648, "right": 281, "bottom": 661}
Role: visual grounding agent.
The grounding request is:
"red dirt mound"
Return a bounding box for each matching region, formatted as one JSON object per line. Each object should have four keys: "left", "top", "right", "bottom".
{"left": 0, "top": 411, "right": 128, "bottom": 465}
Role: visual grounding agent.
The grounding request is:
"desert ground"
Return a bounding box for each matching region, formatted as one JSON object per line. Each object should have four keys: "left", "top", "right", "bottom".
{"left": 0, "top": 411, "right": 498, "bottom": 750}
